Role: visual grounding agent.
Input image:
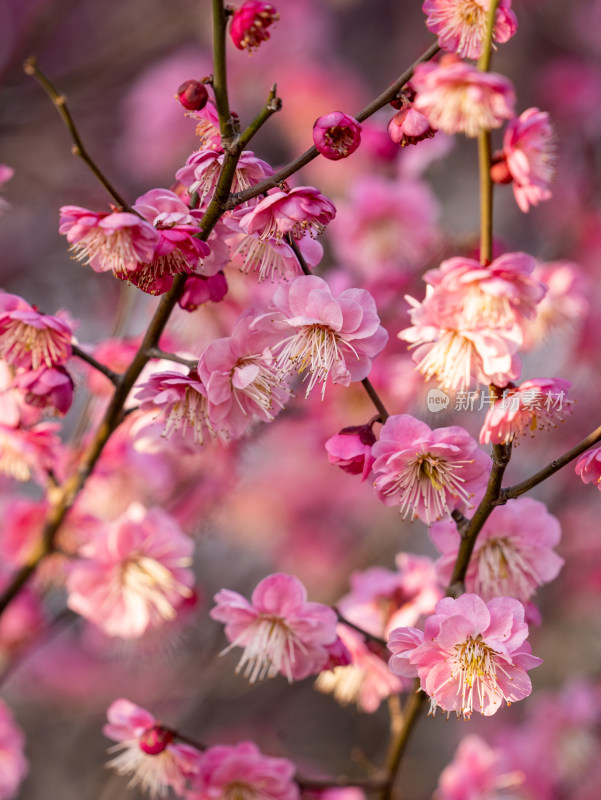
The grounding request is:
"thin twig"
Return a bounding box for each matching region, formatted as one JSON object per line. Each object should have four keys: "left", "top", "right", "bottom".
{"left": 23, "top": 57, "right": 130, "bottom": 209}
{"left": 71, "top": 343, "right": 120, "bottom": 384}
{"left": 224, "top": 42, "right": 441, "bottom": 210}
{"left": 146, "top": 347, "right": 198, "bottom": 370}
{"left": 501, "top": 423, "right": 601, "bottom": 502}
{"left": 238, "top": 83, "right": 282, "bottom": 151}
{"left": 334, "top": 608, "right": 388, "bottom": 649}
{"left": 361, "top": 378, "right": 390, "bottom": 422}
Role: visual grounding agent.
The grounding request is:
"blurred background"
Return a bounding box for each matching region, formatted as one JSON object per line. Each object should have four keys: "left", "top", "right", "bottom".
{"left": 1, "top": 0, "right": 601, "bottom": 797}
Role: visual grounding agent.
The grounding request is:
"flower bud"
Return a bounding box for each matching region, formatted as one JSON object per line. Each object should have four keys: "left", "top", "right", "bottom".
{"left": 139, "top": 725, "right": 174, "bottom": 756}
{"left": 313, "top": 112, "right": 362, "bottom": 161}
{"left": 325, "top": 424, "right": 376, "bottom": 481}
{"left": 229, "top": 1, "right": 279, "bottom": 52}
{"left": 176, "top": 79, "right": 209, "bottom": 111}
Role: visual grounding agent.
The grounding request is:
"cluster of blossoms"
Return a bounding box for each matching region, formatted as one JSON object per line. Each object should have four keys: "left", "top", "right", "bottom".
{"left": 400, "top": 252, "right": 548, "bottom": 394}
{"left": 104, "top": 698, "right": 299, "bottom": 800}
{"left": 0, "top": 292, "right": 76, "bottom": 483}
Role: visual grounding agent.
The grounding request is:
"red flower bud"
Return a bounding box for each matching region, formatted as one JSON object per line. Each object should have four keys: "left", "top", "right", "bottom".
{"left": 176, "top": 79, "right": 209, "bottom": 111}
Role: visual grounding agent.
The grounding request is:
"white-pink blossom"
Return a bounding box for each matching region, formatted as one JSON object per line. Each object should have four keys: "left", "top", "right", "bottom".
{"left": 502, "top": 107, "right": 556, "bottom": 213}
{"left": 412, "top": 55, "right": 516, "bottom": 137}
{"left": 104, "top": 698, "right": 203, "bottom": 799}
{"left": 59, "top": 206, "right": 160, "bottom": 275}
{"left": 337, "top": 553, "right": 442, "bottom": 638}
{"left": 187, "top": 741, "right": 299, "bottom": 800}
{"left": 0, "top": 293, "right": 73, "bottom": 371}
{"left": 198, "top": 311, "right": 292, "bottom": 439}
{"left": 175, "top": 149, "right": 273, "bottom": 206}
{"left": 372, "top": 414, "right": 490, "bottom": 525}
{"left": 429, "top": 498, "right": 564, "bottom": 604}
{"left": 388, "top": 594, "right": 542, "bottom": 718}
{"left": 479, "top": 378, "right": 572, "bottom": 445}
{"left": 67, "top": 503, "right": 195, "bottom": 638}
{"left": 237, "top": 186, "right": 336, "bottom": 242}
{"left": 267, "top": 275, "right": 388, "bottom": 398}
{"left": 423, "top": 0, "right": 517, "bottom": 60}
{"left": 575, "top": 446, "right": 601, "bottom": 490}
{"left": 435, "top": 734, "right": 524, "bottom": 800}
{"left": 210, "top": 572, "right": 338, "bottom": 683}
{"left": 130, "top": 188, "right": 211, "bottom": 294}
{"left": 134, "top": 370, "right": 213, "bottom": 447}
{"left": 315, "top": 622, "right": 405, "bottom": 713}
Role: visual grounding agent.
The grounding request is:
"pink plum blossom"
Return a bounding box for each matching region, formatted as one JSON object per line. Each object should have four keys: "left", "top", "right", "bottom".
{"left": 429, "top": 498, "right": 564, "bottom": 604}
{"left": 500, "top": 107, "right": 556, "bottom": 213}
{"left": 400, "top": 290, "right": 522, "bottom": 392}
{"left": 412, "top": 55, "right": 515, "bottom": 137}
{"left": 575, "top": 447, "right": 601, "bottom": 489}
{"left": 372, "top": 414, "right": 490, "bottom": 525}
{"left": 104, "top": 698, "right": 203, "bottom": 798}
{"left": 229, "top": 1, "right": 279, "bottom": 51}
{"left": 523, "top": 260, "right": 589, "bottom": 349}
{"left": 210, "top": 572, "right": 338, "bottom": 683}
{"left": 175, "top": 149, "right": 273, "bottom": 206}
{"left": 13, "top": 366, "right": 74, "bottom": 416}
{"left": 0, "top": 293, "right": 73, "bottom": 371}
{"left": 337, "top": 553, "right": 442, "bottom": 638}
{"left": 130, "top": 188, "right": 211, "bottom": 294}
{"left": 399, "top": 251, "right": 547, "bottom": 392}
{"left": 388, "top": 594, "right": 542, "bottom": 718}
{"left": 134, "top": 370, "right": 213, "bottom": 447}
{"left": 237, "top": 186, "right": 336, "bottom": 242}
{"left": 67, "top": 503, "right": 195, "bottom": 638}
{"left": 312, "top": 111, "right": 362, "bottom": 160}
{"left": 224, "top": 212, "right": 323, "bottom": 282}
{"left": 59, "top": 206, "right": 160, "bottom": 276}
{"left": 0, "top": 699, "right": 28, "bottom": 800}
{"left": 422, "top": 252, "right": 547, "bottom": 333}
{"left": 330, "top": 175, "right": 440, "bottom": 276}
{"left": 0, "top": 421, "right": 60, "bottom": 483}
{"left": 479, "top": 378, "right": 572, "bottom": 445}
{"left": 423, "top": 0, "right": 517, "bottom": 60}
{"left": 315, "top": 623, "right": 405, "bottom": 713}
{"left": 187, "top": 741, "right": 298, "bottom": 800}
{"left": 325, "top": 423, "right": 377, "bottom": 481}
{"left": 435, "top": 734, "right": 524, "bottom": 800}
{"left": 388, "top": 104, "right": 436, "bottom": 147}
{"left": 267, "top": 275, "right": 388, "bottom": 398}
{"left": 179, "top": 272, "right": 228, "bottom": 311}
{"left": 187, "top": 100, "right": 222, "bottom": 151}
{"left": 197, "top": 311, "right": 292, "bottom": 438}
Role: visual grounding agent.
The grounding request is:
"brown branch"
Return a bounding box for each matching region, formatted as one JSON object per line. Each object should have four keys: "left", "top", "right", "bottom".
{"left": 224, "top": 41, "right": 441, "bottom": 210}
{"left": 23, "top": 57, "right": 130, "bottom": 209}
{"left": 501, "top": 423, "right": 601, "bottom": 502}
{"left": 71, "top": 343, "right": 120, "bottom": 384}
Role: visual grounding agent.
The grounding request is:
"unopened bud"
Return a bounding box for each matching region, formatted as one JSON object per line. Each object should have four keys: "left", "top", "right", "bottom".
{"left": 229, "top": 1, "right": 279, "bottom": 52}
{"left": 139, "top": 725, "right": 174, "bottom": 756}
{"left": 176, "top": 79, "right": 209, "bottom": 111}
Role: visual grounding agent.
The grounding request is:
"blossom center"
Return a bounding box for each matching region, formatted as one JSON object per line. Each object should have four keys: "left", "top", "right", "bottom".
{"left": 385, "top": 451, "right": 472, "bottom": 522}
{"left": 476, "top": 536, "right": 540, "bottom": 599}
{"left": 277, "top": 324, "right": 351, "bottom": 399}
{"left": 120, "top": 555, "right": 192, "bottom": 622}
{"left": 452, "top": 633, "right": 502, "bottom": 718}
{"left": 226, "top": 614, "right": 304, "bottom": 683}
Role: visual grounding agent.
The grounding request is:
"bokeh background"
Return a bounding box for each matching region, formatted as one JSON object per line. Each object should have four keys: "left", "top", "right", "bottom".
{"left": 1, "top": 0, "right": 601, "bottom": 797}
